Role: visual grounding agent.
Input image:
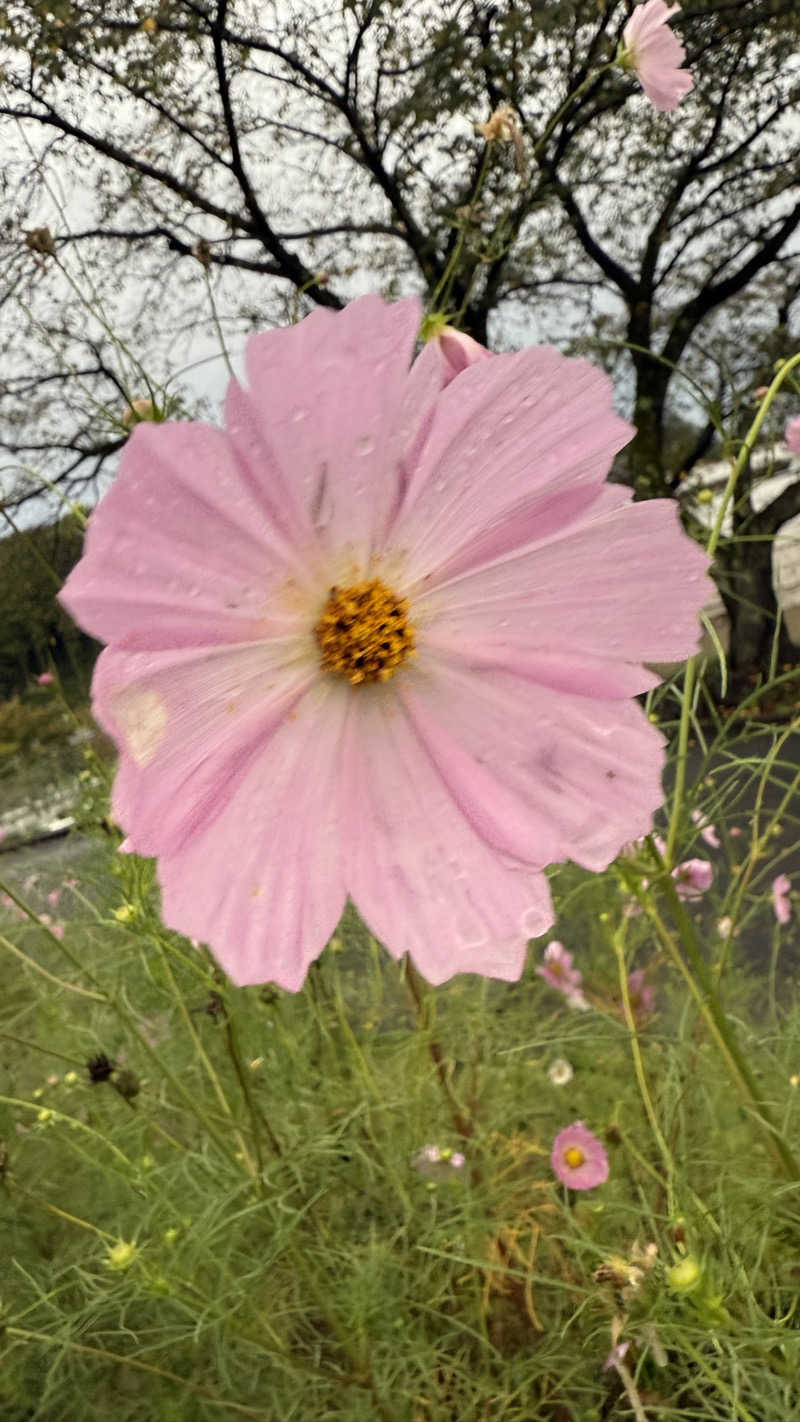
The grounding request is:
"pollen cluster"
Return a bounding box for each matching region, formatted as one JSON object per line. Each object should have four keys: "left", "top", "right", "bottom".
{"left": 314, "top": 578, "right": 415, "bottom": 685}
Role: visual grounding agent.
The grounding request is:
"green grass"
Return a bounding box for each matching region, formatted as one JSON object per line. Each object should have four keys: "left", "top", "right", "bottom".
{"left": 1, "top": 800, "right": 800, "bottom": 1419}
{"left": 1, "top": 669, "right": 800, "bottom": 1419}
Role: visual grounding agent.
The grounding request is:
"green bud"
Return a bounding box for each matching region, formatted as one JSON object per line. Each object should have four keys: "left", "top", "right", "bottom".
{"left": 667, "top": 1255, "right": 701, "bottom": 1293}
{"left": 106, "top": 1240, "right": 138, "bottom": 1272}
{"left": 696, "top": 488, "right": 714, "bottom": 505}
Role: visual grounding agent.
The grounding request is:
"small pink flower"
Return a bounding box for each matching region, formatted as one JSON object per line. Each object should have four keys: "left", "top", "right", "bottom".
{"left": 753, "top": 386, "right": 770, "bottom": 401}
{"left": 537, "top": 941, "right": 585, "bottom": 1003}
{"left": 52, "top": 924, "right": 65, "bottom": 940}
{"left": 551, "top": 1121, "right": 609, "bottom": 1190}
{"left": 690, "top": 809, "right": 719, "bottom": 849}
{"left": 621, "top": 1, "right": 694, "bottom": 112}
{"left": 60, "top": 295, "right": 709, "bottom": 990}
{"left": 47, "top": 889, "right": 62, "bottom": 908}
{"left": 672, "top": 858, "right": 712, "bottom": 898}
{"left": 786, "top": 416, "right": 800, "bottom": 454}
{"left": 412, "top": 1144, "right": 467, "bottom": 1179}
{"left": 431, "top": 326, "right": 492, "bottom": 388}
{"left": 772, "top": 874, "right": 792, "bottom": 926}
{"left": 603, "top": 1341, "right": 630, "bottom": 1371}
{"left": 626, "top": 969, "right": 655, "bottom": 1020}
{"left": 37, "top": 671, "right": 55, "bottom": 686}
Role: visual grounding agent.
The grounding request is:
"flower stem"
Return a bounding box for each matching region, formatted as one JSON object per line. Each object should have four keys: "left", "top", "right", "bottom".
{"left": 403, "top": 959, "right": 473, "bottom": 1141}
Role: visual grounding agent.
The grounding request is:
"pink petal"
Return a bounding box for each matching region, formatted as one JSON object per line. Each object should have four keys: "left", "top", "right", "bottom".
{"left": 242, "top": 295, "right": 425, "bottom": 560}
{"left": 772, "top": 874, "right": 792, "bottom": 925}
{"left": 157, "top": 683, "right": 350, "bottom": 987}
{"left": 92, "top": 641, "right": 317, "bottom": 858}
{"left": 433, "top": 327, "right": 492, "bottom": 387}
{"left": 397, "top": 657, "right": 668, "bottom": 873}
{"left": 418, "top": 497, "right": 708, "bottom": 685}
{"left": 623, "top": 1, "right": 693, "bottom": 112}
{"left": 390, "top": 347, "right": 634, "bottom": 584}
{"left": 340, "top": 690, "right": 553, "bottom": 984}
{"left": 61, "top": 421, "right": 302, "bottom": 648}
{"left": 785, "top": 416, "right": 800, "bottom": 454}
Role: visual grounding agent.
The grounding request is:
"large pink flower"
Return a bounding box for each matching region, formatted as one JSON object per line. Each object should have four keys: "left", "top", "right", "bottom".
{"left": 61, "top": 296, "right": 709, "bottom": 990}
{"left": 622, "top": 2, "right": 694, "bottom": 112}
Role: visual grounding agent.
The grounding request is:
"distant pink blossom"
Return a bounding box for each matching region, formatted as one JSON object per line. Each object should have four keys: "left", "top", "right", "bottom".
{"left": 537, "top": 941, "right": 588, "bottom": 1009}
{"left": 60, "top": 295, "right": 709, "bottom": 990}
{"left": 51, "top": 924, "right": 65, "bottom": 940}
{"left": 604, "top": 1341, "right": 630, "bottom": 1371}
{"left": 691, "top": 809, "right": 719, "bottom": 849}
{"left": 412, "top": 1144, "right": 467, "bottom": 1180}
{"left": 432, "top": 326, "right": 492, "bottom": 387}
{"left": 753, "top": 386, "right": 770, "bottom": 402}
{"left": 622, "top": 1, "right": 694, "bottom": 112}
{"left": 786, "top": 416, "right": 800, "bottom": 454}
{"left": 36, "top": 671, "right": 55, "bottom": 686}
{"left": 47, "top": 889, "right": 62, "bottom": 908}
{"left": 672, "top": 858, "right": 712, "bottom": 898}
{"left": 772, "top": 874, "right": 792, "bottom": 926}
{"left": 626, "top": 969, "right": 656, "bottom": 1020}
{"left": 551, "top": 1121, "right": 609, "bottom": 1190}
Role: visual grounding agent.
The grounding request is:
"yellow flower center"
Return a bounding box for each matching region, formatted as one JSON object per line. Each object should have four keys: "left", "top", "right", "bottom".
{"left": 564, "top": 1146, "right": 586, "bottom": 1170}
{"left": 314, "top": 578, "right": 415, "bottom": 685}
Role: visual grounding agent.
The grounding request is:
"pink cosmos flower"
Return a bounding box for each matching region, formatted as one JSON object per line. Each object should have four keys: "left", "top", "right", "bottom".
{"left": 772, "top": 874, "right": 792, "bottom": 926}
{"left": 786, "top": 416, "right": 800, "bottom": 454}
{"left": 37, "top": 672, "right": 54, "bottom": 686}
{"left": 690, "top": 809, "right": 719, "bottom": 849}
{"left": 626, "top": 968, "right": 656, "bottom": 1020}
{"left": 672, "top": 858, "right": 712, "bottom": 898}
{"left": 551, "top": 1121, "right": 609, "bottom": 1190}
{"left": 621, "top": 2, "right": 694, "bottom": 112}
{"left": 537, "top": 941, "right": 588, "bottom": 1008}
{"left": 60, "top": 295, "right": 709, "bottom": 990}
{"left": 603, "top": 1341, "right": 630, "bottom": 1372}
{"left": 432, "top": 326, "right": 492, "bottom": 387}
{"left": 412, "top": 1144, "right": 467, "bottom": 1179}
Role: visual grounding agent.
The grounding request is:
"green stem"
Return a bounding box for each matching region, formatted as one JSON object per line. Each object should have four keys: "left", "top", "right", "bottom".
{"left": 638, "top": 853, "right": 799, "bottom": 1178}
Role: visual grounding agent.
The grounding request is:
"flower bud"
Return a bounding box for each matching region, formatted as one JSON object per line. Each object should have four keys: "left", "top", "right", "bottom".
{"left": 106, "top": 1240, "right": 138, "bottom": 1272}
{"left": 667, "top": 1255, "right": 701, "bottom": 1293}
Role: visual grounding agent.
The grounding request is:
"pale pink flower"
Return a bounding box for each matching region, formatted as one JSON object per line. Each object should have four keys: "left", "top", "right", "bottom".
{"left": 772, "top": 874, "right": 792, "bottom": 926}
{"left": 37, "top": 672, "right": 54, "bottom": 686}
{"left": 626, "top": 968, "right": 656, "bottom": 1020}
{"left": 537, "top": 940, "right": 582, "bottom": 995}
{"left": 432, "top": 326, "right": 492, "bottom": 387}
{"left": 47, "top": 888, "right": 62, "bottom": 908}
{"left": 61, "top": 295, "right": 709, "bottom": 990}
{"left": 412, "top": 1144, "right": 467, "bottom": 1179}
{"left": 621, "top": 2, "right": 694, "bottom": 112}
{"left": 672, "top": 858, "right": 712, "bottom": 898}
{"left": 753, "top": 386, "right": 770, "bottom": 401}
{"left": 551, "top": 1121, "right": 609, "bottom": 1190}
{"left": 785, "top": 416, "right": 800, "bottom": 454}
{"left": 51, "top": 924, "right": 65, "bottom": 940}
{"left": 603, "top": 1341, "right": 630, "bottom": 1371}
{"left": 690, "top": 809, "right": 719, "bottom": 849}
